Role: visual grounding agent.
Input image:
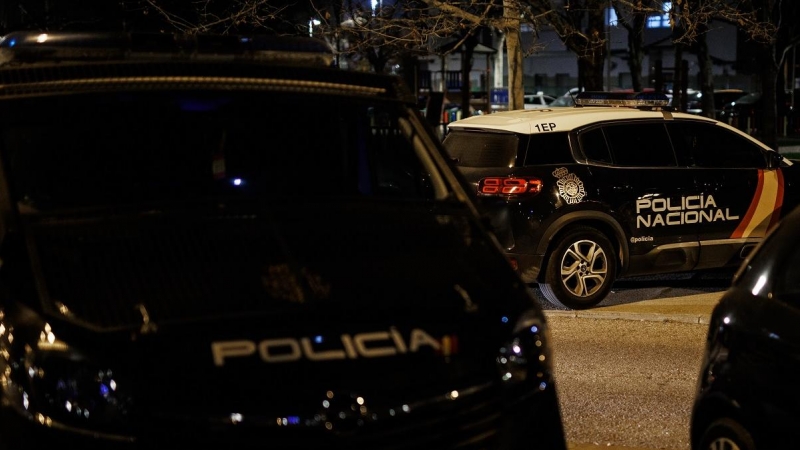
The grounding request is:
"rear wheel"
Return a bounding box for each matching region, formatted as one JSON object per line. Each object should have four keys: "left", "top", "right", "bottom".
{"left": 539, "top": 226, "right": 616, "bottom": 310}
{"left": 697, "top": 418, "right": 755, "bottom": 450}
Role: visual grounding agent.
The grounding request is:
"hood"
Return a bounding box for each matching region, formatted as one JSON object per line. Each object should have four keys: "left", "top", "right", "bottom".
{"left": 9, "top": 200, "right": 543, "bottom": 441}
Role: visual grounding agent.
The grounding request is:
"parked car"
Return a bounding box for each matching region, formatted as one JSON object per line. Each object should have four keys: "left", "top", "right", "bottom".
{"left": 719, "top": 90, "right": 799, "bottom": 135}
{"left": 690, "top": 204, "right": 800, "bottom": 450}
{"left": 0, "top": 31, "right": 567, "bottom": 450}
{"left": 685, "top": 88, "right": 747, "bottom": 118}
{"left": 523, "top": 91, "right": 556, "bottom": 109}
{"left": 443, "top": 91, "right": 800, "bottom": 309}
{"left": 549, "top": 95, "right": 576, "bottom": 107}
{"left": 719, "top": 92, "right": 763, "bottom": 132}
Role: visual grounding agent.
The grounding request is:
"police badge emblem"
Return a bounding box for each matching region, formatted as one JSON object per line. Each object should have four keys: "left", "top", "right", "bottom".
{"left": 552, "top": 167, "right": 586, "bottom": 204}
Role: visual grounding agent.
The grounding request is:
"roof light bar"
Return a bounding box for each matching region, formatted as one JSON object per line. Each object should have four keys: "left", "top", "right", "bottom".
{"left": 0, "top": 31, "right": 334, "bottom": 66}
{"left": 575, "top": 91, "right": 670, "bottom": 107}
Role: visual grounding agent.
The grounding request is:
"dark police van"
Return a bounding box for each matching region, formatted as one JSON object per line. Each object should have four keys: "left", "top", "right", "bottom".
{"left": 444, "top": 92, "right": 800, "bottom": 309}
{"left": 0, "top": 31, "right": 566, "bottom": 449}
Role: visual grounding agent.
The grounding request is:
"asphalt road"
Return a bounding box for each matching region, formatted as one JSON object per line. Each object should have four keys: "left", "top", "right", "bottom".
{"left": 550, "top": 315, "right": 706, "bottom": 450}
{"left": 528, "top": 270, "right": 735, "bottom": 450}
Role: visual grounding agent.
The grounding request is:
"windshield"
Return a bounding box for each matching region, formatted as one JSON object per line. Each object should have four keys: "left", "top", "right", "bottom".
{"left": 0, "top": 90, "right": 439, "bottom": 212}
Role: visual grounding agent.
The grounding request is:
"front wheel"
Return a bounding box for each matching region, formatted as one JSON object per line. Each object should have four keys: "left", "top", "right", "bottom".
{"left": 697, "top": 418, "right": 756, "bottom": 450}
{"left": 539, "top": 226, "right": 616, "bottom": 310}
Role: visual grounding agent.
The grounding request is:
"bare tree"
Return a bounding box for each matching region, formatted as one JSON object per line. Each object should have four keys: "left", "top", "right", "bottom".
{"left": 669, "top": 0, "right": 788, "bottom": 149}
{"left": 518, "top": 0, "right": 609, "bottom": 91}
{"left": 136, "top": 0, "right": 304, "bottom": 34}
{"left": 319, "top": 0, "right": 547, "bottom": 110}
{"left": 122, "top": 0, "right": 793, "bottom": 144}
{"left": 611, "top": 0, "right": 653, "bottom": 92}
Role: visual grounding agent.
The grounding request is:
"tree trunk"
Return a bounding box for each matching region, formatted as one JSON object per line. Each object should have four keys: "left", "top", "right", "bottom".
{"left": 504, "top": 0, "right": 523, "bottom": 110}
{"left": 582, "top": 57, "right": 605, "bottom": 91}
{"left": 627, "top": 13, "right": 645, "bottom": 92}
{"left": 460, "top": 36, "right": 477, "bottom": 119}
{"left": 695, "top": 32, "right": 715, "bottom": 119}
{"left": 672, "top": 43, "right": 684, "bottom": 111}
{"left": 581, "top": 4, "right": 606, "bottom": 91}
{"left": 759, "top": 45, "right": 779, "bottom": 149}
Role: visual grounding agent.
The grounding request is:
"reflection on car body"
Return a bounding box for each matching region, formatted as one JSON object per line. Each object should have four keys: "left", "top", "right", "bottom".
{"left": 0, "top": 31, "right": 566, "bottom": 450}
{"left": 443, "top": 91, "right": 800, "bottom": 309}
{"left": 691, "top": 204, "right": 800, "bottom": 450}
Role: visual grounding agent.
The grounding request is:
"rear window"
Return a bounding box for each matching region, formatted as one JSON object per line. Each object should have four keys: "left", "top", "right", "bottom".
{"left": 443, "top": 130, "right": 519, "bottom": 168}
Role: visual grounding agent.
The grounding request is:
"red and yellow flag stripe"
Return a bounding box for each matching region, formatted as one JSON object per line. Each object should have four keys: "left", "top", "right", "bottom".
{"left": 731, "top": 169, "right": 784, "bottom": 239}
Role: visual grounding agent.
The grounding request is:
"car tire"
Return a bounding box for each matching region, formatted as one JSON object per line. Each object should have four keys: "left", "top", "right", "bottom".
{"left": 539, "top": 226, "right": 616, "bottom": 310}
{"left": 697, "top": 417, "right": 756, "bottom": 450}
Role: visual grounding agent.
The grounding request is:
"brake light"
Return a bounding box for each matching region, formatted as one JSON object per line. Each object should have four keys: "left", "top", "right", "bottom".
{"left": 478, "top": 177, "right": 543, "bottom": 196}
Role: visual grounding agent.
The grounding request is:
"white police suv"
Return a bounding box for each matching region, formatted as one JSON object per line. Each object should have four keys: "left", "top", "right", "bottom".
{"left": 444, "top": 91, "right": 800, "bottom": 309}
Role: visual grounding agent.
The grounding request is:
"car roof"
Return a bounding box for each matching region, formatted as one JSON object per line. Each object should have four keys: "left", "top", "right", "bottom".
{"left": 446, "top": 105, "right": 717, "bottom": 134}
{"left": 0, "top": 30, "right": 418, "bottom": 104}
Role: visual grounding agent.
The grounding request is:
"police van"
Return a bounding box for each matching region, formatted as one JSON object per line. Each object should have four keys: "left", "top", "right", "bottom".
{"left": 444, "top": 91, "right": 800, "bottom": 310}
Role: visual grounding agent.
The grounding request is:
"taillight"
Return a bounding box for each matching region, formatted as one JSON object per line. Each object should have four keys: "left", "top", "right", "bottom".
{"left": 478, "top": 177, "right": 543, "bottom": 196}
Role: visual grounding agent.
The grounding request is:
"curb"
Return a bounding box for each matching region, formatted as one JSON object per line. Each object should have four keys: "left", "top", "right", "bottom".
{"left": 541, "top": 291, "right": 723, "bottom": 325}
{"left": 544, "top": 309, "right": 710, "bottom": 324}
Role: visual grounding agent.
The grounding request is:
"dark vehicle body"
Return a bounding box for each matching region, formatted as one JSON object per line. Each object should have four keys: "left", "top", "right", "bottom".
{"left": 0, "top": 31, "right": 566, "bottom": 450}
{"left": 444, "top": 92, "right": 800, "bottom": 309}
{"left": 691, "top": 204, "right": 800, "bottom": 450}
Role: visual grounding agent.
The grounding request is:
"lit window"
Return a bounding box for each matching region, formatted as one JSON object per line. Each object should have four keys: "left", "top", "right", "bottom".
{"left": 647, "top": 2, "right": 671, "bottom": 29}
{"left": 607, "top": 7, "right": 618, "bottom": 26}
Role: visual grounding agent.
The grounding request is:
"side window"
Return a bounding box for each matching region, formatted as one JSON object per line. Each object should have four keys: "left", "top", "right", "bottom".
{"left": 602, "top": 123, "right": 676, "bottom": 167}
{"left": 524, "top": 132, "right": 573, "bottom": 165}
{"left": 578, "top": 127, "right": 612, "bottom": 163}
{"left": 362, "top": 108, "right": 435, "bottom": 199}
{"left": 667, "top": 121, "right": 767, "bottom": 169}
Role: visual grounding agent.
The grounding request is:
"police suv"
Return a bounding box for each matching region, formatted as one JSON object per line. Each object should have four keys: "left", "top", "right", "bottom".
{"left": 444, "top": 91, "right": 800, "bottom": 310}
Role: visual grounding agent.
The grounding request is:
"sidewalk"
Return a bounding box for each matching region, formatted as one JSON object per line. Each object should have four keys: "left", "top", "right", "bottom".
{"left": 777, "top": 135, "right": 800, "bottom": 154}
{"left": 544, "top": 291, "right": 724, "bottom": 324}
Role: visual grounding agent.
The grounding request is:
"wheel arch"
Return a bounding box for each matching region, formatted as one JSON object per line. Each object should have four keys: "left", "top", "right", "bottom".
{"left": 535, "top": 210, "right": 629, "bottom": 281}
{"left": 691, "top": 393, "right": 759, "bottom": 450}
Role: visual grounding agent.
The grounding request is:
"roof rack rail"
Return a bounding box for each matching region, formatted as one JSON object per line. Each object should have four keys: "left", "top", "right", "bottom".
{"left": 575, "top": 91, "right": 671, "bottom": 109}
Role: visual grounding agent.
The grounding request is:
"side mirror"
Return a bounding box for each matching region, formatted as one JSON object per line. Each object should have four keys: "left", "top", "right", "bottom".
{"left": 768, "top": 150, "right": 788, "bottom": 168}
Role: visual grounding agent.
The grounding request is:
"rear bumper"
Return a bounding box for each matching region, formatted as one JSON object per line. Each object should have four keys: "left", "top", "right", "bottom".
{"left": 508, "top": 252, "right": 546, "bottom": 284}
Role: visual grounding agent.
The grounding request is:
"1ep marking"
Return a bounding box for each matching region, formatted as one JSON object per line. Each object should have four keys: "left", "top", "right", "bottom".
{"left": 534, "top": 123, "right": 556, "bottom": 132}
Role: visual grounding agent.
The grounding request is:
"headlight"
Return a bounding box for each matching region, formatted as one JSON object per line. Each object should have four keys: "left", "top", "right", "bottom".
{"left": 496, "top": 310, "right": 555, "bottom": 395}
{"left": 2, "top": 320, "right": 134, "bottom": 437}
{"left": 27, "top": 351, "right": 132, "bottom": 428}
